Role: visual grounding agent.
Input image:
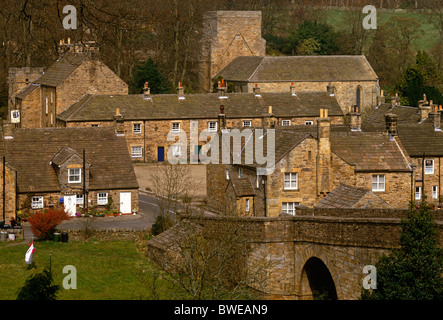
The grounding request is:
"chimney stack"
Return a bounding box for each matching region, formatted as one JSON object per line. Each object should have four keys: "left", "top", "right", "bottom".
{"left": 217, "top": 79, "right": 228, "bottom": 99}
{"left": 253, "top": 84, "right": 261, "bottom": 97}
{"left": 143, "top": 82, "right": 151, "bottom": 100}
{"left": 290, "top": 82, "right": 297, "bottom": 96}
{"left": 430, "top": 104, "right": 441, "bottom": 131}
{"left": 113, "top": 108, "right": 125, "bottom": 136}
{"left": 385, "top": 113, "right": 398, "bottom": 138}
{"left": 177, "top": 82, "right": 185, "bottom": 100}
{"left": 390, "top": 93, "right": 400, "bottom": 109}
{"left": 2, "top": 120, "right": 13, "bottom": 139}
{"left": 263, "top": 106, "right": 276, "bottom": 129}
{"left": 218, "top": 104, "right": 226, "bottom": 130}
{"left": 317, "top": 108, "right": 332, "bottom": 195}
{"left": 347, "top": 105, "right": 361, "bottom": 131}
{"left": 419, "top": 97, "right": 431, "bottom": 121}
{"left": 327, "top": 84, "right": 335, "bottom": 96}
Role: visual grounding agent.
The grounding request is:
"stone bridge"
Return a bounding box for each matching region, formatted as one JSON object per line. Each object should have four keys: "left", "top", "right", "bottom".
{"left": 147, "top": 208, "right": 443, "bottom": 300}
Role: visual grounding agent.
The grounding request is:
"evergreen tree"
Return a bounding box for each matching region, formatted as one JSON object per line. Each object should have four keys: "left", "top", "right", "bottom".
{"left": 289, "top": 21, "right": 339, "bottom": 55}
{"left": 16, "top": 267, "right": 60, "bottom": 300}
{"left": 362, "top": 199, "right": 443, "bottom": 300}
{"left": 129, "top": 58, "right": 173, "bottom": 94}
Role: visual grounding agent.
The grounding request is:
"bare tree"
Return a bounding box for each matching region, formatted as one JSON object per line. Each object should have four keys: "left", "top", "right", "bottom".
{"left": 147, "top": 216, "right": 276, "bottom": 300}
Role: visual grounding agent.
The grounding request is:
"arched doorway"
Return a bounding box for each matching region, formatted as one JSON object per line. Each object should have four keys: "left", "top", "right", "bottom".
{"left": 299, "top": 257, "right": 338, "bottom": 300}
{"left": 356, "top": 86, "right": 362, "bottom": 109}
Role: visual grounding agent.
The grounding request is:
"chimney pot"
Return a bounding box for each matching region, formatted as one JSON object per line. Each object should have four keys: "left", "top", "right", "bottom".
{"left": 143, "top": 82, "right": 151, "bottom": 100}
{"left": 253, "top": 85, "right": 261, "bottom": 97}
{"left": 177, "top": 83, "right": 185, "bottom": 100}
{"left": 327, "top": 84, "right": 335, "bottom": 96}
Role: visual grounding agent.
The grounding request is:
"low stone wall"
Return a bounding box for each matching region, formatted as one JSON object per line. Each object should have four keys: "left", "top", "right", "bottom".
{"left": 62, "top": 227, "right": 150, "bottom": 241}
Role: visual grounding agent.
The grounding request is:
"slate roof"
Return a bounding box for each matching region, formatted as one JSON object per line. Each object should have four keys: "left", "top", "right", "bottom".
{"left": 33, "top": 53, "right": 89, "bottom": 87}
{"left": 0, "top": 127, "right": 139, "bottom": 193}
{"left": 232, "top": 127, "right": 411, "bottom": 172}
{"left": 362, "top": 103, "right": 443, "bottom": 157}
{"left": 51, "top": 146, "right": 82, "bottom": 167}
{"left": 57, "top": 91, "right": 343, "bottom": 122}
{"left": 330, "top": 131, "right": 412, "bottom": 172}
{"left": 314, "top": 183, "right": 390, "bottom": 209}
{"left": 215, "top": 55, "right": 378, "bottom": 82}
{"left": 230, "top": 177, "right": 255, "bottom": 197}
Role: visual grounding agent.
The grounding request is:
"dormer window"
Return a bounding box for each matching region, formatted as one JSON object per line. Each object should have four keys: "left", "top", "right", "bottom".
{"left": 68, "top": 168, "right": 81, "bottom": 183}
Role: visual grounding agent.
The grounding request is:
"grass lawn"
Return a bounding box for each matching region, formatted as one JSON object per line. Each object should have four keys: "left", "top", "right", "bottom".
{"left": 0, "top": 239, "right": 168, "bottom": 300}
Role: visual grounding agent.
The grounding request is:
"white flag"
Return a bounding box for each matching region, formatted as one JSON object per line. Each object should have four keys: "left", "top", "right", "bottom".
{"left": 25, "top": 241, "right": 35, "bottom": 264}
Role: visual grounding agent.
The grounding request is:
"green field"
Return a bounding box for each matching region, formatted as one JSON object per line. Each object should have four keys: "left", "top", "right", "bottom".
{"left": 325, "top": 9, "right": 440, "bottom": 51}
{"left": 0, "top": 239, "right": 166, "bottom": 300}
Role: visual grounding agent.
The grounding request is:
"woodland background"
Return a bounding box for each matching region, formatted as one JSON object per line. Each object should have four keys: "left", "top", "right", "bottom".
{"left": 0, "top": 0, "right": 442, "bottom": 117}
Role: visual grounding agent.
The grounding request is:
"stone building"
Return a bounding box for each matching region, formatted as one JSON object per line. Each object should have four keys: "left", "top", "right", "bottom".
{"left": 9, "top": 40, "right": 128, "bottom": 128}
{"left": 206, "top": 108, "right": 414, "bottom": 215}
{"left": 198, "top": 10, "right": 380, "bottom": 115}
{"left": 363, "top": 97, "right": 443, "bottom": 207}
{"left": 199, "top": 11, "right": 266, "bottom": 93}
{"left": 214, "top": 55, "right": 380, "bottom": 114}
{"left": 0, "top": 125, "right": 139, "bottom": 220}
{"left": 56, "top": 84, "right": 344, "bottom": 163}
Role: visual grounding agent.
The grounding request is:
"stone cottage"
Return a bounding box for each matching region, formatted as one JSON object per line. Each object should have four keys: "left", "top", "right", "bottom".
{"left": 0, "top": 124, "right": 139, "bottom": 220}
{"left": 9, "top": 40, "right": 128, "bottom": 129}
{"left": 206, "top": 108, "right": 414, "bottom": 215}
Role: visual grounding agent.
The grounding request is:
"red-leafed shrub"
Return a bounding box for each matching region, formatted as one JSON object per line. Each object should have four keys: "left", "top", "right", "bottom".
{"left": 28, "top": 207, "right": 72, "bottom": 240}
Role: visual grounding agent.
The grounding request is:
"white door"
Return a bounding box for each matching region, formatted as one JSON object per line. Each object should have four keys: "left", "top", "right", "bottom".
{"left": 120, "top": 192, "right": 131, "bottom": 214}
{"left": 64, "top": 195, "right": 77, "bottom": 216}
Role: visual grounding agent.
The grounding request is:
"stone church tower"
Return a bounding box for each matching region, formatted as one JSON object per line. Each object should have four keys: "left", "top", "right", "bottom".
{"left": 199, "top": 11, "right": 266, "bottom": 93}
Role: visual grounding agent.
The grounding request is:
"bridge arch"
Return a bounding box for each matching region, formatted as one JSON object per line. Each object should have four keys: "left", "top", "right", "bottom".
{"left": 299, "top": 257, "right": 338, "bottom": 300}
{"left": 294, "top": 245, "right": 342, "bottom": 299}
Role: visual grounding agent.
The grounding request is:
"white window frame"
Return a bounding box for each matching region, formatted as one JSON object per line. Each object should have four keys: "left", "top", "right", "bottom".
{"left": 415, "top": 186, "right": 422, "bottom": 200}
{"left": 68, "top": 168, "right": 81, "bottom": 184}
{"left": 305, "top": 121, "right": 314, "bottom": 125}
{"left": 172, "top": 122, "right": 180, "bottom": 132}
{"left": 242, "top": 120, "right": 251, "bottom": 127}
{"left": 425, "top": 159, "right": 434, "bottom": 174}
{"left": 97, "top": 193, "right": 108, "bottom": 205}
{"left": 226, "top": 169, "right": 230, "bottom": 180}
{"left": 76, "top": 194, "right": 84, "bottom": 205}
{"left": 284, "top": 172, "right": 298, "bottom": 190}
{"left": 282, "top": 120, "right": 291, "bottom": 126}
{"left": 238, "top": 167, "right": 243, "bottom": 178}
{"left": 45, "top": 96, "right": 49, "bottom": 114}
{"left": 372, "top": 174, "right": 385, "bottom": 192}
{"left": 131, "top": 146, "right": 143, "bottom": 158}
{"left": 282, "top": 202, "right": 299, "bottom": 215}
{"left": 208, "top": 121, "right": 217, "bottom": 132}
{"left": 245, "top": 199, "right": 250, "bottom": 212}
{"left": 31, "top": 196, "right": 44, "bottom": 209}
{"left": 432, "top": 185, "right": 438, "bottom": 200}
{"left": 133, "top": 123, "right": 142, "bottom": 134}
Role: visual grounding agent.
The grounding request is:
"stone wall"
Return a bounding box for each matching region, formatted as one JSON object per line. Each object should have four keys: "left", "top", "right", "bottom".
{"left": 62, "top": 227, "right": 148, "bottom": 241}
{"left": 411, "top": 156, "right": 443, "bottom": 205}
{"left": 8, "top": 67, "right": 44, "bottom": 110}
{"left": 56, "top": 60, "right": 128, "bottom": 114}
{"left": 179, "top": 210, "right": 443, "bottom": 299}
{"left": 0, "top": 162, "right": 16, "bottom": 222}
{"left": 15, "top": 87, "right": 41, "bottom": 128}
{"left": 244, "top": 80, "right": 379, "bottom": 114}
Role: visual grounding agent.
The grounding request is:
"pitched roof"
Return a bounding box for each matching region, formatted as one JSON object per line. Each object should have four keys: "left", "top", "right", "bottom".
{"left": 362, "top": 103, "right": 443, "bottom": 157}
{"left": 0, "top": 127, "right": 139, "bottom": 193}
{"left": 33, "top": 52, "right": 89, "bottom": 87}
{"left": 314, "top": 183, "right": 391, "bottom": 209}
{"left": 51, "top": 146, "right": 82, "bottom": 167}
{"left": 15, "top": 83, "right": 40, "bottom": 100}
{"left": 215, "top": 55, "right": 378, "bottom": 82}
{"left": 230, "top": 177, "right": 255, "bottom": 197}
{"left": 330, "top": 131, "right": 412, "bottom": 172}
{"left": 57, "top": 91, "right": 343, "bottom": 122}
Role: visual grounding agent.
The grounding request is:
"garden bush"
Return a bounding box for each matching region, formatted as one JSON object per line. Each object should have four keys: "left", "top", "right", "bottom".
{"left": 28, "top": 207, "right": 71, "bottom": 240}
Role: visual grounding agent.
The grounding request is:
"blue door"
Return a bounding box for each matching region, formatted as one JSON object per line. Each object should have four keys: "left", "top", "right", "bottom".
{"left": 158, "top": 147, "right": 164, "bottom": 162}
